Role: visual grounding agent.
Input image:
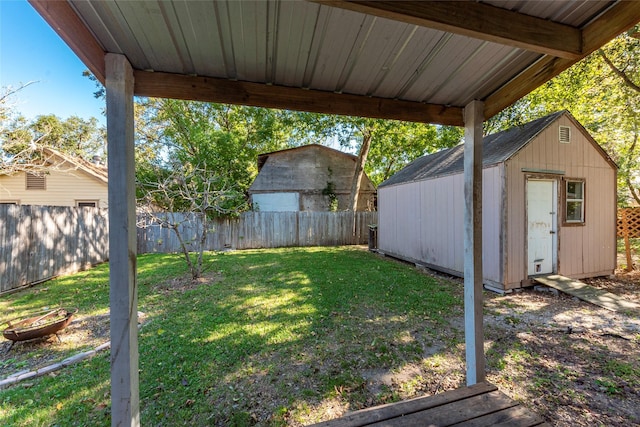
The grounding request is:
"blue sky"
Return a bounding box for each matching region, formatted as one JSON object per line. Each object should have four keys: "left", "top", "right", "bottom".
{"left": 1, "top": 0, "right": 105, "bottom": 124}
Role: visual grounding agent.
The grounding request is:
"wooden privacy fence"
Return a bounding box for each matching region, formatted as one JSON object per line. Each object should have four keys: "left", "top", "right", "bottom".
{"left": 0, "top": 204, "right": 109, "bottom": 293}
{"left": 1, "top": 207, "right": 376, "bottom": 293}
{"left": 137, "top": 211, "right": 377, "bottom": 253}
{"left": 617, "top": 207, "right": 640, "bottom": 271}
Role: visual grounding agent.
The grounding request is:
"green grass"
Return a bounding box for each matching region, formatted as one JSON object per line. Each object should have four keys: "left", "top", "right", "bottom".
{"left": 0, "top": 247, "right": 461, "bottom": 426}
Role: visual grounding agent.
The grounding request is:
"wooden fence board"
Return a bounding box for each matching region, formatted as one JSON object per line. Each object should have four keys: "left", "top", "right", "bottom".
{"left": 617, "top": 207, "right": 640, "bottom": 270}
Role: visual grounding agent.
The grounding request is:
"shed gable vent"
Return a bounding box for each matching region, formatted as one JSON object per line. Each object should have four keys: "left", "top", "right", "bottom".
{"left": 559, "top": 125, "right": 571, "bottom": 143}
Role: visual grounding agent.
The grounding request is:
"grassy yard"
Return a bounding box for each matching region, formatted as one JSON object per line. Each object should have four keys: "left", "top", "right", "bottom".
{"left": 0, "top": 247, "right": 463, "bottom": 426}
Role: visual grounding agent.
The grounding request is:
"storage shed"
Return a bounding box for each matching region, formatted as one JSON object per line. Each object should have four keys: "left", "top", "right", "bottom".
{"left": 378, "top": 111, "right": 617, "bottom": 292}
{"left": 248, "top": 144, "right": 376, "bottom": 212}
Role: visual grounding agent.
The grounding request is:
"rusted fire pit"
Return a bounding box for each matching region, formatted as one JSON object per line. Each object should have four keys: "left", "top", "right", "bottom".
{"left": 2, "top": 308, "right": 77, "bottom": 352}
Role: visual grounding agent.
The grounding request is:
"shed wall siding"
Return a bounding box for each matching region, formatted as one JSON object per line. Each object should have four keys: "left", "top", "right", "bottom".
{"left": 378, "top": 166, "right": 502, "bottom": 285}
{"left": 504, "top": 115, "right": 616, "bottom": 286}
{"left": 0, "top": 170, "right": 108, "bottom": 208}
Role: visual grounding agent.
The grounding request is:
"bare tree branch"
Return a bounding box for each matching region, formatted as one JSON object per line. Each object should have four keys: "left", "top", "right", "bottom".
{"left": 137, "top": 166, "right": 247, "bottom": 279}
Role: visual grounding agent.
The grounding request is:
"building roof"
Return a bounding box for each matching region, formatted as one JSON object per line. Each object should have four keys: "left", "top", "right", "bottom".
{"left": 0, "top": 146, "right": 108, "bottom": 184}
{"left": 30, "top": 1, "right": 640, "bottom": 126}
{"left": 379, "top": 110, "right": 611, "bottom": 188}
{"left": 256, "top": 144, "right": 356, "bottom": 172}
{"left": 42, "top": 147, "right": 109, "bottom": 183}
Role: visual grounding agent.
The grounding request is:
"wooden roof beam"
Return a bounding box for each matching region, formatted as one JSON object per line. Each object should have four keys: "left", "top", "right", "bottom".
{"left": 315, "top": 0, "right": 582, "bottom": 59}
{"left": 484, "top": 1, "right": 640, "bottom": 119}
{"left": 29, "top": 0, "right": 106, "bottom": 84}
{"left": 133, "top": 70, "right": 464, "bottom": 126}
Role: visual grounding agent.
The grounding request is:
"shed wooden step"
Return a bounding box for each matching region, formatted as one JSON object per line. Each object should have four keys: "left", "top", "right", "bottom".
{"left": 533, "top": 275, "right": 640, "bottom": 315}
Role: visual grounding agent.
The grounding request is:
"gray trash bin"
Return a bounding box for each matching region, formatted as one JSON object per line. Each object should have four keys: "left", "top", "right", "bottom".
{"left": 368, "top": 224, "right": 377, "bottom": 250}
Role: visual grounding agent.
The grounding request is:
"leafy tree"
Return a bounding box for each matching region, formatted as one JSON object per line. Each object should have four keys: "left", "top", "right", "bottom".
{"left": 1, "top": 83, "right": 105, "bottom": 176}
{"left": 135, "top": 98, "right": 297, "bottom": 204}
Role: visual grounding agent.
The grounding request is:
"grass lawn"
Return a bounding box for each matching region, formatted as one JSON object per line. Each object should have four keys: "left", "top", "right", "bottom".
{"left": 0, "top": 247, "right": 463, "bottom": 426}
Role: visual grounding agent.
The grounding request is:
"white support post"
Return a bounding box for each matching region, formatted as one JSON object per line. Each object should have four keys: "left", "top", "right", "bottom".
{"left": 106, "top": 53, "right": 139, "bottom": 427}
{"left": 463, "top": 100, "right": 485, "bottom": 386}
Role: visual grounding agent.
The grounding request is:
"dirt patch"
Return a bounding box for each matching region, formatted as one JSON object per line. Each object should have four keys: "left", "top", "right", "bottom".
{"left": 152, "top": 270, "right": 223, "bottom": 294}
{"left": 0, "top": 312, "right": 111, "bottom": 378}
{"left": 483, "top": 279, "right": 640, "bottom": 427}
{"left": 583, "top": 269, "right": 640, "bottom": 305}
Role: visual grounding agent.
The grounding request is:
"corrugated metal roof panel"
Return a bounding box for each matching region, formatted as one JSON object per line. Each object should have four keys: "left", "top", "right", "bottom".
{"left": 66, "top": 0, "right": 632, "bottom": 114}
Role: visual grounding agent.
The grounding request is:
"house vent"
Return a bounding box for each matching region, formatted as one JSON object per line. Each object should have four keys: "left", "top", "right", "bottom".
{"left": 26, "top": 172, "right": 46, "bottom": 190}
{"left": 559, "top": 125, "right": 571, "bottom": 143}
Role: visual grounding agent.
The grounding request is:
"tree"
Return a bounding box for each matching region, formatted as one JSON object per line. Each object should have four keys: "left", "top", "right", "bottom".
{"left": 596, "top": 27, "right": 640, "bottom": 205}
{"left": 135, "top": 98, "right": 298, "bottom": 197}
{"left": 138, "top": 164, "right": 247, "bottom": 279}
{"left": 1, "top": 84, "right": 106, "bottom": 188}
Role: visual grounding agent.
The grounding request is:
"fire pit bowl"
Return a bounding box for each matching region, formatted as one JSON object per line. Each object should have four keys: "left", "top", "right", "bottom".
{"left": 2, "top": 308, "right": 77, "bottom": 344}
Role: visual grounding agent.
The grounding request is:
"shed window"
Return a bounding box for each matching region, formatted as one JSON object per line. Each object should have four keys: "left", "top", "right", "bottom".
{"left": 564, "top": 179, "right": 584, "bottom": 224}
{"left": 26, "top": 172, "right": 46, "bottom": 190}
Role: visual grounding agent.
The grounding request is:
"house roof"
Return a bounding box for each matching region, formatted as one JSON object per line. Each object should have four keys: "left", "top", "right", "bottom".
{"left": 256, "top": 144, "right": 356, "bottom": 172}
{"left": 379, "top": 110, "right": 614, "bottom": 188}
{"left": 40, "top": 147, "right": 109, "bottom": 183}
{"left": 0, "top": 146, "right": 108, "bottom": 184}
{"left": 0, "top": 147, "right": 109, "bottom": 184}
{"left": 30, "top": 1, "right": 640, "bottom": 126}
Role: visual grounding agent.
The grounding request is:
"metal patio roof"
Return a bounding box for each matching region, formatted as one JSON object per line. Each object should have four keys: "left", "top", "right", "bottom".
{"left": 29, "top": 1, "right": 640, "bottom": 125}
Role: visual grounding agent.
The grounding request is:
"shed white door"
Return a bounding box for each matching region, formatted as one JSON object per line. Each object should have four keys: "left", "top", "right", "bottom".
{"left": 527, "top": 179, "right": 557, "bottom": 276}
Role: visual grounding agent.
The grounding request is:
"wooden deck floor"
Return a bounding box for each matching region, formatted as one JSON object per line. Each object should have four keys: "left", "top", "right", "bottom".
{"left": 309, "top": 382, "right": 549, "bottom": 427}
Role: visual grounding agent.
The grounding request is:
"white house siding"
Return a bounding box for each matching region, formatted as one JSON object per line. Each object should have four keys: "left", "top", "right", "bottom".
{"left": 0, "top": 170, "right": 108, "bottom": 208}
{"left": 378, "top": 166, "right": 503, "bottom": 286}
{"left": 504, "top": 115, "right": 616, "bottom": 287}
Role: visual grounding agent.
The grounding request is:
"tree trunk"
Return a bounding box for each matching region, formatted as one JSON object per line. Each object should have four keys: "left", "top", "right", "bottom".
{"left": 626, "top": 177, "right": 640, "bottom": 206}
{"left": 349, "top": 130, "right": 372, "bottom": 213}
{"left": 349, "top": 130, "right": 372, "bottom": 238}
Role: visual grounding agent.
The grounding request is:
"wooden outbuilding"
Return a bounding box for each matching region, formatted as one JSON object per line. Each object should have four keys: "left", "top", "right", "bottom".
{"left": 248, "top": 144, "right": 376, "bottom": 212}
{"left": 378, "top": 111, "right": 618, "bottom": 292}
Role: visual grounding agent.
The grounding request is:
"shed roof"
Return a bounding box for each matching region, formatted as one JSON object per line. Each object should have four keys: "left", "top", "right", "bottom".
{"left": 379, "top": 110, "right": 609, "bottom": 188}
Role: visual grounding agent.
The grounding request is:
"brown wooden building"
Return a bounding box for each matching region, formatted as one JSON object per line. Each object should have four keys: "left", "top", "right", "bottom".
{"left": 378, "top": 111, "right": 618, "bottom": 292}
{"left": 248, "top": 144, "right": 376, "bottom": 212}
